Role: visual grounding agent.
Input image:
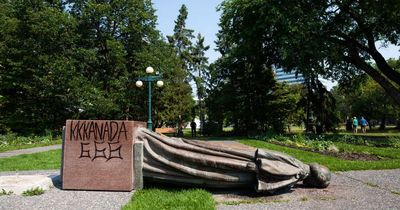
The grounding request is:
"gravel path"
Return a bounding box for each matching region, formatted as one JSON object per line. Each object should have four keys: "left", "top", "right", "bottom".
{"left": 1, "top": 169, "right": 400, "bottom": 210}
{"left": 1, "top": 143, "right": 400, "bottom": 210}
{"left": 0, "top": 145, "right": 62, "bottom": 158}
{"left": 216, "top": 169, "right": 400, "bottom": 210}
{"left": 0, "top": 170, "right": 133, "bottom": 210}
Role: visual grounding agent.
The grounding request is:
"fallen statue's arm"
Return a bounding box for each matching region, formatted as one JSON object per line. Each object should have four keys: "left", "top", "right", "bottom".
{"left": 135, "top": 128, "right": 331, "bottom": 192}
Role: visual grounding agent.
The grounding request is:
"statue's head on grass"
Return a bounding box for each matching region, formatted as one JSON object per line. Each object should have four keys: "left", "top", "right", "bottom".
{"left": 303, "top": 163, "right": 331, "bottom": 188}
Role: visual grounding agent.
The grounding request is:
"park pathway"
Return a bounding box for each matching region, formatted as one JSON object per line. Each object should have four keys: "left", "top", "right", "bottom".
{"left": 1, "top": 143, "right": 400, "bottom": 209}
{"left": 1, "top": 169, "right": 399, "bottom": 209}
{"left": 216, "top": 169, "right": 400, "bottom": 210}
{"left": 0, "top": 170, "right": 133, "bottom": 210}
{"left": 0, "top": 139, "right": 239, "bottom": 159}
{"left": 0, "top": 145, "right": 61, "bottom": 158}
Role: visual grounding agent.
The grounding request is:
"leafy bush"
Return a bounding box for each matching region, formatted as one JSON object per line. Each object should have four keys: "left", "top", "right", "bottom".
{"left": 387, "top": 136, "right": 400, "bottom": 148}
{"left": 0, "top": 123, "right": 11, "bottom": 134}
{"left": 339, "top": 135, "right": 366, "bottom": 145}
{"left": 253, "top": 130, "right": 279, "bottom": 141}
{"left": 0, "top": 132, "right": 55, "bottom": 149}
{"left": 254, "top": 133, "right": 334, "bottom": 152}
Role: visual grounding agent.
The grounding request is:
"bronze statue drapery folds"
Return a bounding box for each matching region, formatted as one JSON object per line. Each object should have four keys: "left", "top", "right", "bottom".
{"left": 135, "top": 128, "right": 331, "bottom": 192}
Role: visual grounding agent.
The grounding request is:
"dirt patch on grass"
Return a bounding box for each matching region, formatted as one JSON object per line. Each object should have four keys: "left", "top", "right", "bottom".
{"left": 321, "top": 151, "right": 383, "bottom": 161}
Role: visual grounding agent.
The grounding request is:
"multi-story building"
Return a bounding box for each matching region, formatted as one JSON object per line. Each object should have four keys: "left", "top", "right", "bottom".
{"left": 274, "top": 68, "right": 305, "bottom": 84}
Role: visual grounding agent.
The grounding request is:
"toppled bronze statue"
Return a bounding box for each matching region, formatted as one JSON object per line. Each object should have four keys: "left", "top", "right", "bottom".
{"left": 136, "top": 128, "right": 331, "bottom": 192}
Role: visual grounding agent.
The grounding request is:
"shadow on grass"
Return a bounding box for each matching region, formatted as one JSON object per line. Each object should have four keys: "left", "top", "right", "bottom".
{"left": 143, "top": 178, "right": 296, "bottom": 198}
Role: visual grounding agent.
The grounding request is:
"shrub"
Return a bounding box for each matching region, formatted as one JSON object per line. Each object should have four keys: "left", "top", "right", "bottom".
{"left": 0, "top": 132, "right": 55, "bottom": 149}
{"left": 340, "top": 135, "right": 365, "bottom": 145}
{"left": 254, "top": 133, "right": 334, "bottom": 152}
{"left": 387, "top": 136, "right": 400, "bottom": 148}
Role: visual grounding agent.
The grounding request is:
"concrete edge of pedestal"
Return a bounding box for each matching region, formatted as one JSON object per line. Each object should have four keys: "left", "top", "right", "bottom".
{"left": 0, "top": 174, "right": 56, "bottom": 195}
{"left": 134, "top": 141, "right": 143, "bottom": 190}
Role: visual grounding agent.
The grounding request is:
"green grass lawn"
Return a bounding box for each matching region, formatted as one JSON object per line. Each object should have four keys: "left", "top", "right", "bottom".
{"left": 239, "top": 140, "right": 400, "bottom": 171}
{"left": 2, "top": 139, "right": 400, "bottom": 172}
{"left": 0, "top": 139, "right": 62, "bottom": 153}
{"left": 1, "top": 138, "right": 400, "bottom": 210}
{"left": 0, "top": 149, "right": 61, "bottom": 171}
{"left": 123, "top": 188, "right": 215, "bottom": 210}
{"left": 0, "top": 149, "right": 215, "bottom": 209}
{"left": 335, "top": 142, "right": 400, "bottom": 159}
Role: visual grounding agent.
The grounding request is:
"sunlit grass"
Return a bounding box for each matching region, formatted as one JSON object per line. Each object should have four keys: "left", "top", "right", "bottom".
{"left": 123, "top": 188, "right": 215, "bottom": 210}
{"left": 239, "top": 140, "right": 400, "bottom": 171}
{"left": 0, "top": 149, "right": 61, "bottom": 171}
{"left": 0, "top": 139, "right": 61, "bottom": 153}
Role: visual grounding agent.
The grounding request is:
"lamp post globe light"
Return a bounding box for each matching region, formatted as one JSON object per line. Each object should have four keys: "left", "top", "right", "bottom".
{"left": 136, "top": 66, "right": 163, "bottom": 130}
{"left": 146, "top": 66, "right": 154, "bottom": 74}
{"left": 156, "top": 80, "right": 164, "bottom": 87}
{"left": 135, "top": 80, "right": 143, "bottom": 88}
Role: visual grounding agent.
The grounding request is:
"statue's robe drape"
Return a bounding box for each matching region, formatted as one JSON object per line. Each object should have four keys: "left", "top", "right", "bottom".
{"left": 136, "top": 128, "right": 310, "bottom": 192}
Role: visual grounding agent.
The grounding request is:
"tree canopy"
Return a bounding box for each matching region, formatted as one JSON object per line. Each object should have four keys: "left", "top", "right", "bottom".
{"left": 333, "top": 59, "right": 400, "bottom": 129}
{"left": 218, "top": 0, "right": 400, "bottom": 105}
{"left": 0, "top": 0, "right": 194, "bottom": 134}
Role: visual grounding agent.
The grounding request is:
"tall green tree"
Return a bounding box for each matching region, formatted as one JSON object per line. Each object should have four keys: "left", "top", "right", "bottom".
{"left": 213, "top": 0, "right": 304, "bottom": 134}
{"left": 191, "top": 33, "right": 209, "bottom": 134}
{"left": 166, "top": 4, "right": 210, "bottom": 133}
{"left": 283, "top": 84, "right": 304, "bottom": 133}
{"left": 218, "top": 0, "right": 400, "bottom": 105}
{"left": 0, "top": 0, "right": 78, "bottom": 133}
{"left": 0, "top": 0, "right": 194, "bottom": 134}
{"left": 135, "top": 39, "right": 194, "bottom": 129}
{"left": 333, "top": 74, "right": 399, "bottom": 130}
{"left": 304, "top": 76, "right": 339, "bottom": 132}
{"left": 167, "top": 4, "right": 194, "bottom": 73}
{"left": 67, "top": 0, "right": 159, "bottom": 120}
{"left": 207, "top": 52, "right": 294, "bottom": 134}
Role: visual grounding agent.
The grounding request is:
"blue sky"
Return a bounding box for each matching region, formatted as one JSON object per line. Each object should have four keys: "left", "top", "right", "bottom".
{"left": 152, "top": 0, "right": 222, "bottom": 63}
{"left": 152, "top": 1, "right": 399, "bottom": 90}
{"left": 152, "top": 0, "right": 399, "bottom": 64}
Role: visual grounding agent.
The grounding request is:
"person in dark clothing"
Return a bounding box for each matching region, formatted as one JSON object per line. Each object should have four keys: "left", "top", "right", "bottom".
{"left": 346, "top": 116, "right": 352, "bottom": 131}
{"left": 190, "top": 120, "right": 197, "bottom": 137}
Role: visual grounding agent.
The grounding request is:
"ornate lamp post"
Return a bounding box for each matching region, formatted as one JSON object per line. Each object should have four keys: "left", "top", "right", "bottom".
{"left": 136, "top": 66, "right": 164, "bottom": 130}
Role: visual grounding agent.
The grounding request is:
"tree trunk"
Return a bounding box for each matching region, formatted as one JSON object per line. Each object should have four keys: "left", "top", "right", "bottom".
{"left": 198, "top": 69, "right": 205, "bottom": 136}
{"left": 305, "top": 78, "right": 310, "bottom": 132}
{"left": 340, "top": 3, "right": 400, "bottom": 87}
{"left": 348, "top": 52, "right": 400, "bottom": 106}
{"left": 337, "top": 23, "right": 400, "bottom": 105}
{"left": 369, "top": 49, "right": 400, "bottom": 87}
{"left": 199, "top": 96, "right": 204, "bottom": 135}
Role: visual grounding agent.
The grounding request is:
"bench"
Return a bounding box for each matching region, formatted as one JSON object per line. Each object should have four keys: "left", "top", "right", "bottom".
{"left": 155, "top": 127, "right": 177, "bottom": 135}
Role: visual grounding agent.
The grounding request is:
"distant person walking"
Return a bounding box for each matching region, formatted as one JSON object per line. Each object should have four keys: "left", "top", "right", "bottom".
{"left": 190, "top": 120, "right": 197, "bottom": 137}
{"left": 346, "top": 116, "right": 352, "bottom": 131}
{"left": 353, "top": 117, "right": 358, "bottom": 133}
{"left": 360, "top": 117, "right": 368, "bottom": 133}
